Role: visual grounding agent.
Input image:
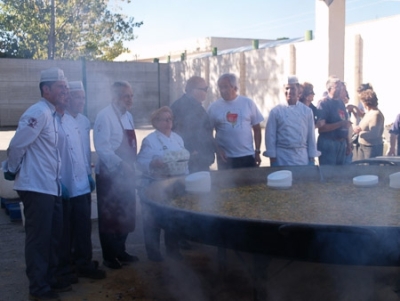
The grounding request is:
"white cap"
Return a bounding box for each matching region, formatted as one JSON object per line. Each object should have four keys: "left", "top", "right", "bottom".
{"left": 68, "top": 81, "right": 84, "bottom": 91}
{"left": 287, "top": 75, "right": 299, "bottom": 85}
{"left": 40, "top": 67, "right": 66, "bottom": 83}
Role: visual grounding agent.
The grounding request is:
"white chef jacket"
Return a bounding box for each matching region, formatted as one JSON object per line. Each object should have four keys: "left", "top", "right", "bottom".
{"left": 137, "top": 130, "right": 187, "bottom": 174}
{"left": 93, "top": 104, "right": 134, "bottom": 173}
{"left": 265, "top": 101, "right": 320, "bottom": 166}
{"left": 56, "top": 112, "right": 91, "bottom": 197}
{"left": 68, "top": 112, "right": 92, "bottom": 174}
{"left": 7, "top": 98, "right": 61, "bottom": 196}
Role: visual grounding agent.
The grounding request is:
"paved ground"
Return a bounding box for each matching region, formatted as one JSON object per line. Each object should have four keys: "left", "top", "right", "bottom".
{"left": 2, "top": 129, "right": 400, "bottom": 300}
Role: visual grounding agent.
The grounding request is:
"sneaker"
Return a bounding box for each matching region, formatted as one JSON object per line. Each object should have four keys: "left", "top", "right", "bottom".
{"left": 103, "top": 259, "right": 122, "bottom": 269}
{"left": 78, "top": 267, "right": 107, "bottom": 279}
{"left": 50, "top": 280, "right": 72, "bottom": 293}
{"left": 117, "top": 252, "right": 139, "bottom": 263}
{"left": 29, "top": 291, "right": 60, "bottom": 300}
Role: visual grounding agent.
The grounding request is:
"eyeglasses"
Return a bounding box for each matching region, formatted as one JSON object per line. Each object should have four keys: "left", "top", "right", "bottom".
{"left": 158, "top": 118, "right": 173, "bottom": 122}
{"left": 195, "top": 86, "right": 209, "bottom": 92}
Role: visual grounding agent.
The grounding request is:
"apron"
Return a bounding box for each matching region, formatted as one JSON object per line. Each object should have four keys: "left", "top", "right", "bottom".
{"left": 97, "top": 110, "right": 137, "bottom": 234}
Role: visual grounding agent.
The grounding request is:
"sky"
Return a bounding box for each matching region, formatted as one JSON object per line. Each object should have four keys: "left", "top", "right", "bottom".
{"left": 114, "top": 0, "right": 400, "bottom": 58}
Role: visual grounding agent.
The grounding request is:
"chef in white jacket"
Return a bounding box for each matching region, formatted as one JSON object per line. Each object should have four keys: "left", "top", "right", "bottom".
{"left": 265, "top": 76, "right": 320, "bottom": 166}
{"left": 93, "top": 81, "right": 138, "bottom": 269}
{"left": 55, "top": 81, "right": 106, "bottom": 280}
{"left": 4, "top": 67, "right": 69, "bottom": 300}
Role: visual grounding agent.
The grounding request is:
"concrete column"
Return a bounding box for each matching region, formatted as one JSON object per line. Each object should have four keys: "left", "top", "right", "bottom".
{"left": 289, "top": 44, "right": 296, "bottom": 75}
{"left": 240, "top": 52, "right": 246, "bottom": 95}
{"left": 354, "top": 34, "right": 363, "bottom": 104}
{"left": 315, "top": 0, "right": 346, "bottom": 80}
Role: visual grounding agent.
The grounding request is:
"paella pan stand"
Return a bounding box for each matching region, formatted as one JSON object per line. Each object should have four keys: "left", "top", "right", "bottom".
{"left": 141, "top": 165, "right": 400, "bottom": 300}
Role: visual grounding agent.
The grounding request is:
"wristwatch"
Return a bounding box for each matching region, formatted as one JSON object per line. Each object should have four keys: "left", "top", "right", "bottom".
{"left": 255, "top": 149, "right": 261, "bottom": 154}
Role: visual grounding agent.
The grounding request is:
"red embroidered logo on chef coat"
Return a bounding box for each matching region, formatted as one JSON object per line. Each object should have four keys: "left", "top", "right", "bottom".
{"left": 28, "top": 118, "right": 38, "bottom": 128}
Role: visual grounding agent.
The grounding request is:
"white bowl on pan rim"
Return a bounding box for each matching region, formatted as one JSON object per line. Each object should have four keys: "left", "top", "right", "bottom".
{"left": 185, "top": 171, "right": 211, "bottom": 193}
{"left": 267, "top": 170, "right": 292, "bottom": 188}
{"left": 353, "top": 175, "right": 378, "bottom": 187}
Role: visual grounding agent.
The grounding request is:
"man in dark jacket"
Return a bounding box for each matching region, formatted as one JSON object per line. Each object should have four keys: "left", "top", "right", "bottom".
{"left": 170, "top": 76, "right": 215, "bottom": 172}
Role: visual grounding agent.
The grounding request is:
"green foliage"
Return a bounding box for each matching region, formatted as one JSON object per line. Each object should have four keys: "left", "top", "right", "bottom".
{"left": 0, "top": 0, "right": 142, "bottom": 60}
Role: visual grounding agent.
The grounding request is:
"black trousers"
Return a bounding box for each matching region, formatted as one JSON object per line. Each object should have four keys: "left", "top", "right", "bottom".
{"left": 70, "top": 193, "right": 92, "bottom": 269}
{"left": 141, "top": 201, "right": 179, "bottom": 257}
{"left": 56, "top": 197, "right": 72, "bottom": 277}
{"left": 217, "top": 155, "right": 257, "bottom": 170}
{"left": 18, "top": 191, "right": 62, "bottom": 296}
{"left": 99, "top": 232, "right": 128, "bottom": 261}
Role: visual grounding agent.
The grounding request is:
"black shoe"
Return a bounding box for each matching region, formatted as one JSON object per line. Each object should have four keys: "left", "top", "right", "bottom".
{"left": 147, "top": 251, "right": 164, "bottom": 262}
{"left": 60, "top": 273, "right": 79, "bottom": 284}
{"left": 78, "top": 267, "right": 107, "bottom": 279}
{"left": 166, "top": 249, "right": 183, "bottom": 261}
{"left": 117, "top": 252, "right": 139, "bottom": 263}
{"left": 29, "top": 291, "right": 60, "bottom": 301}
{"left": 92, "top": 260, "right": 99, "bottom": 269}
{"left": 103, "top": 259, "right": 122, "bottom": 269}
{"left": 179, "top": 239, "right": 192, "bottom": 250}
{"left": 50, "top": 280, "right": 72, "bottom": 293}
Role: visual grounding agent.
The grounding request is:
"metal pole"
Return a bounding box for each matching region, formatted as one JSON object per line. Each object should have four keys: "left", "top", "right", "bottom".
{"left": 49, "top": 0, "right": 56, "bottom": 59}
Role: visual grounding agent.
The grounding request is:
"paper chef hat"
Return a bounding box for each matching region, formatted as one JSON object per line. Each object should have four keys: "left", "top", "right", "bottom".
{"left": 68, "top": 81, "right": 84, "bottom": 91}
{"left": 40, "top": 67, "right": 66, "bottom": 83}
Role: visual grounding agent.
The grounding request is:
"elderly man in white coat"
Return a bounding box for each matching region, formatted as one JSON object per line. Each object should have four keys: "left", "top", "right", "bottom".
{"left": 93, "top": 81, "right": 138, "bottom": 269}
{"left": 4, "top": 67, "right": 69, "bottom": 300}
{"left": 264, "top": 76, "right": 320, "bottom": 166}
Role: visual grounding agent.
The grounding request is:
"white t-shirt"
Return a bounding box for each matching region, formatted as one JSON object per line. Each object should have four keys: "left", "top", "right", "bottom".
{"left": 207, "top": 95, "right": 264, "bottom": 158}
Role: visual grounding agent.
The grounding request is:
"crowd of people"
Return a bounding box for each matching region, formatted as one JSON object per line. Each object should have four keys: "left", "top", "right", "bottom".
{"left": 2, "top": 67, "right": 398, "bottom": 300}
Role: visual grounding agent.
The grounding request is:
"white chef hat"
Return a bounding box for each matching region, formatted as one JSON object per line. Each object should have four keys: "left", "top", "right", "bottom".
{"left": 287, "top": 75, "right": 299, "bottom": 85}
{"left": 40, "top": 67, "right": 66, "bottom": 83}
{"left": 68, "top": 81, "right": 84, "bottom": 91}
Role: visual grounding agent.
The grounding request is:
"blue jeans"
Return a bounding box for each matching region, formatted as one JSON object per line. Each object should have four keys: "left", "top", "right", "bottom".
{"left": 317, "top": 136, "right": 347, "bottom": 165}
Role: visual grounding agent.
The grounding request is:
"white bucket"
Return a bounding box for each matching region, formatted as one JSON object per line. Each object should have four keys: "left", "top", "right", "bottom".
{"left": 19, "top": 201, "right": 25, "bottom": 227}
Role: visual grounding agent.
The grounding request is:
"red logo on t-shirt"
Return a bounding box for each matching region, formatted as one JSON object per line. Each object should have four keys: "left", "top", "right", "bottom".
{"left": 338, "top": 110, "right": 345, "bottom": 120}
{"left": 226, "top": 111, "right": 238, "bottom": 127}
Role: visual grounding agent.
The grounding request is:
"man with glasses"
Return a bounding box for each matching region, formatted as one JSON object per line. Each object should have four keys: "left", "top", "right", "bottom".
{"left": 171, "top": 76, "right": 215, "bottom": 172}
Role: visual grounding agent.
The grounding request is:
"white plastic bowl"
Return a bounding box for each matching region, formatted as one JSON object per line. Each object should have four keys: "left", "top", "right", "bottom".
{"left": 267, "top": 170, "right": 292, "bottom": 183}
{"left": 185, "top": 172, "right": 211, "bottom": 193}
{"left": 353, "top": 175, "right": 378, "bottom": 187}
{"left": 267, "top": 170, "right": 292, "bottom": 189}
{"left": 389, "top": 172, "right": 400, "bottom": 189}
